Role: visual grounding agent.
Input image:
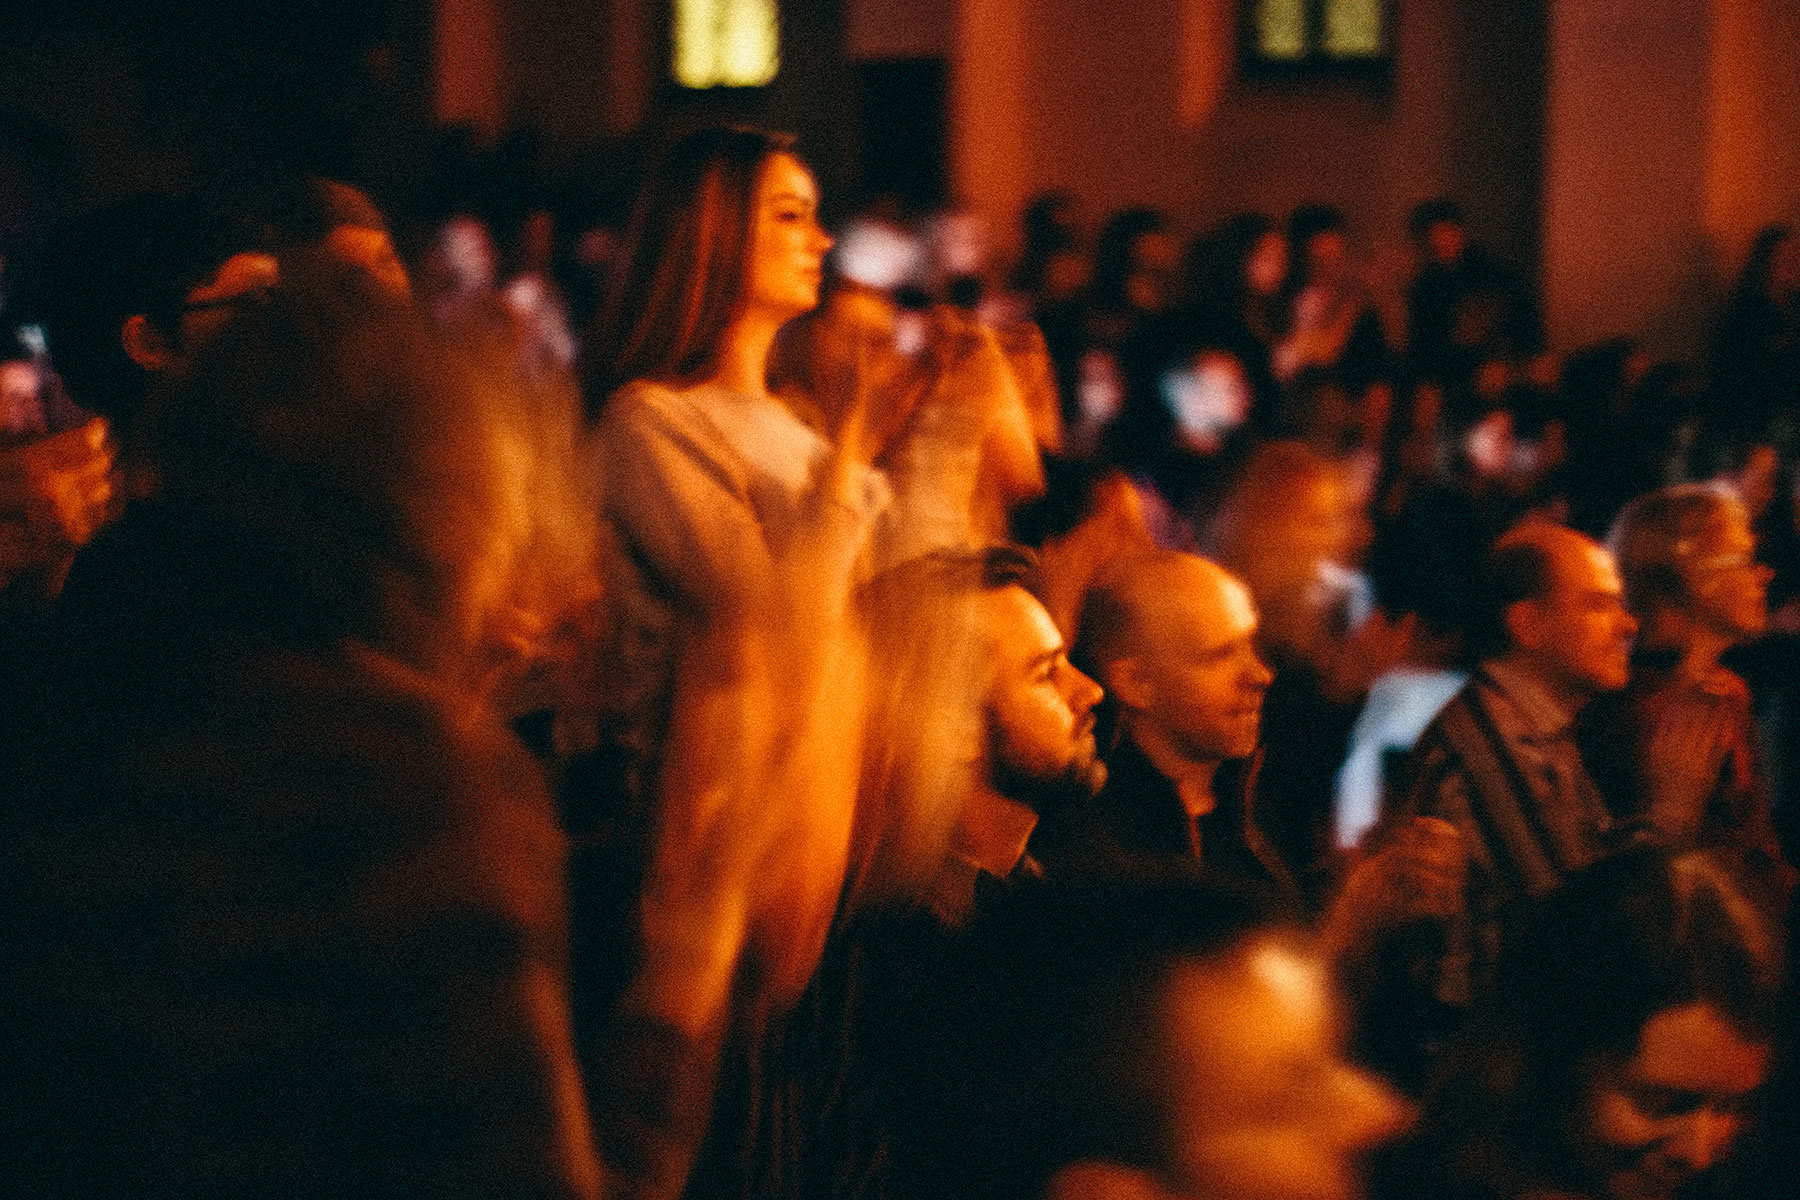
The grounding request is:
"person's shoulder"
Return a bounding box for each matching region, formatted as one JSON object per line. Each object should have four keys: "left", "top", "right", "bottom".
{"left": 600, "top": 377, "right": 686, "bottom": 425}
{"left": 232, "top": 644, "right": 558, "bottom": 839}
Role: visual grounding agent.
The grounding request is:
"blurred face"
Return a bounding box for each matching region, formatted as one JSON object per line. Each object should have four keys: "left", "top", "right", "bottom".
{"left": 1286, "top": 467, "right": 1372, "bottom": 571}
{"left": 1157, "top": 940, "right": 1410, "bottom": 1200}
{"left": 1306, "top": 229, "right": 1349, "bottom": 279}
{"left": 1572, "top": 1003, "right": 1771, "bottom": 1200}
{"left": 1516, "top": 536, "right": 1637, "bottom": 696}
{"left": 1683, "top": 506, "right": 1772, "bottom": 642}
{"left": 1425, "top": 220, "right": 1466, "bottom": 267}
{"left": 178, "top": 251, "right": 279, "bottom": 353}
{"left": 324, "top": 224, "right": 411, "bottom": 298}
{"left": 980, "top": 584, "right": 1107, "bottom": 800}
{"left": 745, "top": 152, "right": 833, "bottom": 322}
{"left": 1247, "top": 231, "right": 1288, "bottom": 297}
{"left": 1126, "top": 564, "right": 1275, "bottom": 765}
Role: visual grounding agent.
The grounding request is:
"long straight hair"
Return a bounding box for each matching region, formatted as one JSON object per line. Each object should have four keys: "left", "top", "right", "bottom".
{"left": 581, "top": 125, "right": 797, "bottom": 415}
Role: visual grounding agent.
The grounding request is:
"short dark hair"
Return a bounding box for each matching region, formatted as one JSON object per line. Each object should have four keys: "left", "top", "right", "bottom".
{"left": 1408, "top": 198, "right": 1464, "bottom": 241}
{"left": 1008, "top": 456, "right": 1119, "bottom": 548}
{"left": 893, "top": 875, "right": 1288, "bottom": 1200}
{"left": 1288, "top": 203, "right": 1347, "bottom": 250}
{"left": 12, "top": 193, "right": 259, "bottom": 424}
{"left": 1469, "top": 530, "right": 1557, "bottom": 660}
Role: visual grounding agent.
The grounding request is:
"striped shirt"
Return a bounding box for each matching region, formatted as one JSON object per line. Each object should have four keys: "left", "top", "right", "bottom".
{"left": 1403, "top": 660, "right": 1622, "bottom": 1004}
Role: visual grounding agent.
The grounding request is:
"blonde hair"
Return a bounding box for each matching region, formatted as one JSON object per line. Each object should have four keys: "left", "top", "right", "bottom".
{"left": 1607, "top": 482, "right": 1745, "bottom": 617}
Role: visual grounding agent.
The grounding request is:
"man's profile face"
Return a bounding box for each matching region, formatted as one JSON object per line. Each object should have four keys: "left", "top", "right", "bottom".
{"left": 1155, "top": 939, "right": 1409, "bottom": 1200}
{"left": 979, "top": 584, "right": 1106, "bottom": 801}
{"left": 1129, "top": 565, "right": 1274, "bottom": 764}
{"left": 1524, "top": 537, "right": 1637, "bottom": 696}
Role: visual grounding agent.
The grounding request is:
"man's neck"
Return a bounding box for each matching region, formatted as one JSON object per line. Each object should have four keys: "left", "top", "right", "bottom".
{"left": 1124, "top": 717, "right": 1221, "bottom": 819}
{"left": 1488, "top": 650, "right": 1591, "bottom": 721}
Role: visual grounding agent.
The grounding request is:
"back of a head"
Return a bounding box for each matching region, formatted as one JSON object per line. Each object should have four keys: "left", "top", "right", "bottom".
{"left": 1367, "top": 501, "right": 1483, "bottom": 653}
{"left": 1089, "top": 207, "right": 1167, "bottom": 307}
{"left": 1407, "top": 198, "right": 1463, "bottom": 243}
{"left": 1008, "top": 455, "right": 1123, "bottom": 550}
{"left": 268, "top": 177, "right": 391, "bottom": 245}
{"left": 14, "top": 193, "right": 258, "bottom": 424}
{"left": 902, "top": 874, "right": 1283, "bottom": 1200}
{"left": 1288, "top": 204, "right": 1347, "bottom": 250}
{"left": 1607, "top": 483, "right": 1741, "bottom": 620}
{"left": 582, "top": 124, "right": 795, "bottom": 412}
{"left": 137, "top": 251, "right": 597, "bottom": 682}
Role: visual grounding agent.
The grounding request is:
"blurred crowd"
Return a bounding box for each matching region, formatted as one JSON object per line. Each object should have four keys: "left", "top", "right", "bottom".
{"left": 0, "top": 125, "right": 1796, "bottom": 1200}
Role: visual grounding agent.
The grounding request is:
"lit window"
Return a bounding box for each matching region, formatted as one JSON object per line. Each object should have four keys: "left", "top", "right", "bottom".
{"left": 1243, "top": 0, "right": 1391, "bottom": 78}
{"left": 673, "top": 0, "right": 780, "bottom": 89}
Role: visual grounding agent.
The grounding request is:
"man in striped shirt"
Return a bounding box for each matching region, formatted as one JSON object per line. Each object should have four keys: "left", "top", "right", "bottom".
{"left": 1403, "top": 523, "right": 1641, "bottom": 1007}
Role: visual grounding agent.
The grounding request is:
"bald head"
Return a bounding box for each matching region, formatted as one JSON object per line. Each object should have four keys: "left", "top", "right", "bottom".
{"left": 1079, "top": 552, "right": 1274, "bottom": 767}
{"left": 1483, "top": 522, "right": 1637, "bottom": 698}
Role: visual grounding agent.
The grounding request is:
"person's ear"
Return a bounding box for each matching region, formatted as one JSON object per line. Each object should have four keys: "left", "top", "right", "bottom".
{"left": 1103, "top": 655, "right": 1155, "bottom": 712}
{"left": 1502, "top": 597, "right": 1542, "bottom": 652}
{"left": 1045, "top": 1160, "right": 1171, "bottom": 1200}
{"left": 120, "top": 315, "right": 173, "bottom": 371}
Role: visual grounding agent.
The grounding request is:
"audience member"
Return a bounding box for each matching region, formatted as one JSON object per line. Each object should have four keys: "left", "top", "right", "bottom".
{"left": 1008, "top": 454, "right": 1156, "bottom": 639}
{"left": 1062, "top": 550, "right": 1462, "bottom": 965}
{"left": 1399, "top": 523, "right": 1640, "bottom": 1005}
{"left": 2, "top": 255, "right": 605, "bottom": 1199}
{"left": 13, "top": 192, "right": 274, "bottom": 472}
{"left": 1403, "top": 198, "right": 1540, "bottom": 397}
{"left": 577, "top": 127, "right": 884, "bottom": 1200}
{"left": 1583, "top": 485, "right": 1789, "bottom": 887}
{"left": 1707, "top": 225, "right": 1799, "bottom": 458}
{"left": 1275, "top": 205, "right": 1389, "bottom": 396}
{"left": 893, "top": 877, "right": 1411, "bottom": 1200}
{"left": 1202, "top": 440, "right": 1397, "bottom": 883}
{"left": 1378, "top": 847, "right": 1781, "bottom": 1200}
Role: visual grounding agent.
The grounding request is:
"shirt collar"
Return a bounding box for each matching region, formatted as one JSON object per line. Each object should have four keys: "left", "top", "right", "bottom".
{"left": 1481, "top": 658, "right": 1579, "bottom": 739}
{"left": 924, "top": 789, "right": 1040, "bottom": 928}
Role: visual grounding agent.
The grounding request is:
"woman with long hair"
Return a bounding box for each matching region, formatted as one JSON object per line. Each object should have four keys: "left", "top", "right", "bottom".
{"left": 580, "top": 127, "right": 882, "bottom": 1199}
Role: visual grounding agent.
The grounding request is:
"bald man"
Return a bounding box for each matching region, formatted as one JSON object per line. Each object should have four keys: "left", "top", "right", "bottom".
{"left": 1402, "top": 522, "right": 1639, "bottom": 1005}
{"left": 1037, "top": 550, "right": 1294, "bottom": 895}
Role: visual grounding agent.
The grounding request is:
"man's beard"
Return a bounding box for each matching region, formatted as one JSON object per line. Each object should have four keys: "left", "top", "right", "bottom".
{"left": 988, "top": 738, "right": 1108, "bottom": 816}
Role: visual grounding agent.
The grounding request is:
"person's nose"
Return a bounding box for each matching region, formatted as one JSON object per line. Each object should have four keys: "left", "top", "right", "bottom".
{"left": 1067, "top": 665, "right": 1104, "bottom": 716}
{"left": 810, "top": 221, "right": 834, "bottom": 256}
{"left": 1246, "top": 652, "right": 1275, "bottom": 692}
{"left": 1331, "top": 1064, "right": 1415, "bottom": 1153}
{"left": 1618, "top": 607, "right": 1639, "bottom": 640}
{"left": 1663, "top": 1108, "right": 1740, "bottom": 1176}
